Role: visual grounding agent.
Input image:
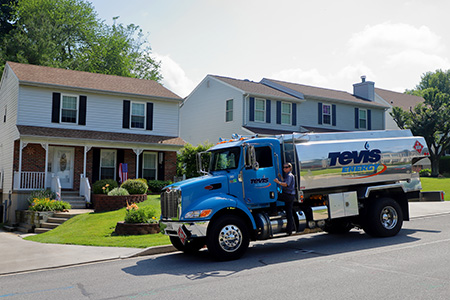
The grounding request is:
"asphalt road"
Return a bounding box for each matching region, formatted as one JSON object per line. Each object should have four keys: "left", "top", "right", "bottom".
{"left": 1, "top": 213, "right": 450, "bottom": 300}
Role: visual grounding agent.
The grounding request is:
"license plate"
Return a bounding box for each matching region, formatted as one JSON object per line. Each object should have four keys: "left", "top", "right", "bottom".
{"left": 177, "top": 226, "right": 187, "bottom": 245}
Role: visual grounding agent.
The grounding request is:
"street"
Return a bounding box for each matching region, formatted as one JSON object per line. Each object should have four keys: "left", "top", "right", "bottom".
{"left": 1, "top": 213, "right": 450, "bottom": 299}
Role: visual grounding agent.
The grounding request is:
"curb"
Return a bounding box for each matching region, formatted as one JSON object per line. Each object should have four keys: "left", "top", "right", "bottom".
{"left": 122, "top": 245, "right": 177, "bottom": 258}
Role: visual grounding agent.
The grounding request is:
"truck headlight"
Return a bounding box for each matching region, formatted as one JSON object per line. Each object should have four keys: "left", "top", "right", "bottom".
{"left": 184, "top": 209, "right": 212, "bottom": 219}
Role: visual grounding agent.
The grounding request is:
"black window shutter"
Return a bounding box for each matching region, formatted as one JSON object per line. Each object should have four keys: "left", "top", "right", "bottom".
{"left": 158, "top": 152, "right": 165, "bottom": 180}
{"left": 292, "top": 103, "right": 297, "bottom": 126}
{"left": 51, "top": 92, "right": 61, "bottom": 123}
{"left": 276, "top": 101, "right": 281, "bottom": 124}
{"left": 78, "top": 95, "right": 87, "bottom": 125}
{"left": 266, "top": 99, "right": 271, "bottom": 123}
{"left": 318, "top": 102, "right": 323, "bottom": 125}
{"left": 92, "top": 148, "right": 100, "bottom": 182}
{"left": 332, "top": 104, "right": 336, "bottom": 126}
{"left": 146, "top": 102, "right": 154, "bottom": 130}
{"left": 249, "top": 97, "right": 255, "bottom": 122}
{"left": 355, "top": 108, "right": 359, "bottom": 129}
{"left": 368, "top": 109, "right": 372, "bottom": 130}
{"left": 123, "top": 100, "right": 130, "bottom": 128}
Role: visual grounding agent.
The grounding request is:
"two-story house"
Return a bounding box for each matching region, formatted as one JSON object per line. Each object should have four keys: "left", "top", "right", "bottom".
{"left": 0, "top": 62, "right": 184, "bottom": 223}
{"left": 180, "top": 75, "right": 389, "bottom": 146}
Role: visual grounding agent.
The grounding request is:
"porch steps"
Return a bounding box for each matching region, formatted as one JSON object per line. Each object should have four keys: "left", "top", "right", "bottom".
{"left": 61, "top": 191, "right": 86, "bottom": 209}
{"left": 34, "top": 212, "right": 75, "bottom": 234}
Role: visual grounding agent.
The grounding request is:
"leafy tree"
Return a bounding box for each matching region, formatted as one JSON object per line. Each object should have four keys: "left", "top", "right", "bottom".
{"left": 177, "top": 142, "right": 213, "bottom": 179}
{"left": 392, "top": 70, "right": 450, "bottom": 176}
{"left": 0, "top": 0, "right": 17, "bottom": 36}
{"left": 0, "top": 0, "right": 161, "bottom": 81}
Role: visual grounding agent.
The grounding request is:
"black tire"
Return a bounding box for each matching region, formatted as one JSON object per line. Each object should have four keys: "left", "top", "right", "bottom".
{"left": 323, "top": 219, "right": 353, "bottom": 234}
{"left": 362, "top": 197, "right": 403, "bottom": 237}
{"left": 170, "top": 236, "right": 205, "bottom": 254}
{"left": 206, "top": 215, "right": 250, "bottom": 261}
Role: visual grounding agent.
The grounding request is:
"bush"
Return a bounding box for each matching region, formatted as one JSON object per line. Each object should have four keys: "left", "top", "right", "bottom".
{"left": 420, "top": 169, "right": 432, "bottom": 177}
{"left": 121, "top": 179, "right": 148, "bottom": 195}
{"left": 27, "top": 189, "right": 56, "bottom": 202}
{"left": 439, "top": 156, "right": 450, "bottom": 175}
{"left": 28, "top": 198, "right": 71, "bottom": 211}
{"left": 124, "top": 203, "right": 157, "bottom": 223}
{"left": 92, "top": 179, "right": 119, "bottom": 194}
{"left": 147, "top": 180, "right": 172, "bottom": 194}
{"left": 107, "top": 187, "right": 130, "bottom": 196}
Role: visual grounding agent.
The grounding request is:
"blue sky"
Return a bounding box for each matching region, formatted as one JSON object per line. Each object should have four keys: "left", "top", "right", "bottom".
{"left": 89, "top": 0, "right": 450, "bottom": 97}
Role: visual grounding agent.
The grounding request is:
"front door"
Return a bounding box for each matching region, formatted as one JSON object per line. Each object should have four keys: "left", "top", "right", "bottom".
{"left": 50, "top": 146, "right": 75, "bottom": 189}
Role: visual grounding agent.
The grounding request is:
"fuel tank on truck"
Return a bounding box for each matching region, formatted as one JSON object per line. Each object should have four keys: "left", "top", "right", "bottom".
{"left": 282, "top": 130, "right": 429, "bottom": 191}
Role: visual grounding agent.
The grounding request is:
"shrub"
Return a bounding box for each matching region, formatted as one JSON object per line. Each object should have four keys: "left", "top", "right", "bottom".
{"left": 92, "top": 179, "right": 119, "bottom": 194}
{"left": 121, "top": 179, "right": 148, "bottom": 195}
{"left": 107, "top": 187, "right": 130, "bottom": 196}
{"left": 420, "top": 168, "right": 432, "bottom": 177}
{"left": 28, "top": 198, "right": 71, "bottom": 211}
{"left": 124, "top": 203, "right": 157, "bottom": 223}
{"left": 27, "top": 189, "right": 56, "bottom": 202}
{"left": 439, "top": 156, "right": 450, "bottom": 175}
{"left": 147, "top": 180, "right": 172, "bottom": 194}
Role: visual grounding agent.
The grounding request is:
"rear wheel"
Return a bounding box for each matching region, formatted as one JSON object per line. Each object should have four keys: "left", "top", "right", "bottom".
{"left": 207, "top": 215, "right": 250, "bottom": 261}
{"left": 170, "top": 236, "right": 205, "bottom": 254}
{"left": 363, "top": 197, "right": 403, "bottom": 237}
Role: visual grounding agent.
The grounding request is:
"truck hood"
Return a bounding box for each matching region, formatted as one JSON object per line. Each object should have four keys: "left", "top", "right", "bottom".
{"left": 165, "top": 174, "right": 230, "bottom": 212}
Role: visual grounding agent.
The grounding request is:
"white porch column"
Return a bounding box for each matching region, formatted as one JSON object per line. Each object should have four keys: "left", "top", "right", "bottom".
{"left": 40, "top": 143, "right": 48, "bottom": 188}
{"left": 83, "top": 146, "right": 92, "bottom": 176}
{"left": 133, "top": 149, "right": 143, "bottom": 178}
{"left": 17, "top": 140, "right": 28, "bottom": 189}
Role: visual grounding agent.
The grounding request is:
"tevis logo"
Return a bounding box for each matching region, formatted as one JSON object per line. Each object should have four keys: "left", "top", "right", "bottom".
{"left": 250, "top": 177, "right": 271, "bottom": 189}
{"left": 328, "top": 149, "right": 381, "bottom": 166}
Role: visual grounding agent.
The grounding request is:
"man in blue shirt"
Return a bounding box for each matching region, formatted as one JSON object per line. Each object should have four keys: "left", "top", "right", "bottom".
{"left": 274, "top": 163, "right": 296, "bottom": 235}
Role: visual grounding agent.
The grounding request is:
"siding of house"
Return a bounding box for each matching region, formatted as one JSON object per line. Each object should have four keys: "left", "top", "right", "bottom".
{"left": 17, "top": 86, "right": 180, "bottom": 137}
{"left": 0, "top": 64, "right": 21, "bottom": 194}
{"left": 180, "top": 77, "right": 245, "bottom": 145}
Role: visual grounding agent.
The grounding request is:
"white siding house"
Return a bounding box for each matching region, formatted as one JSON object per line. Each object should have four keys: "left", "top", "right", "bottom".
{"left": 0, "top": 62, "right": 184, "bottom": 223}
{"left": 181, "top": 75, "right": 389, "bottom": 146}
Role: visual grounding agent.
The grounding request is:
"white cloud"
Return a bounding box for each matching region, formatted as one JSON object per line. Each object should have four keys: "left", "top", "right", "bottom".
{"left": 153, "top": 53, "right": 195, "bottom": 98}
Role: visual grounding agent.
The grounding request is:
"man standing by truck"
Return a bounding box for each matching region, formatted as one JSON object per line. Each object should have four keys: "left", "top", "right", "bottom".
{"left": 274, "top": 163, "right": 296, "bottom": 235}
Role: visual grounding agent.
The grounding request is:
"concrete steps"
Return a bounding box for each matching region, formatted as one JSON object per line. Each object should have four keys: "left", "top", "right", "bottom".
{"left": 34, "top": 212, "right": 75, "bottom": 234}
{"left": 61, "top": 191, "right": 86, "bottom": 209}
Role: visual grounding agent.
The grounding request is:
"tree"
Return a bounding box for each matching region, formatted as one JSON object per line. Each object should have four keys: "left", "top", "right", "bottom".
{"left": 177, "top": 142, "right": 213, "bottom": 179}
{"left": 391, "top": 70, "right": 450, "bottom": 176}
{"left": 0, "top": 0, "right": 161, "bottom": 81}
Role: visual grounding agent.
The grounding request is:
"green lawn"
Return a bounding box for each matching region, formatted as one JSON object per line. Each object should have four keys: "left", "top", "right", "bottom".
{"left": 24, "top": 195, "right": 170, "bottom": 248}
{"left": 420, "top": 177, "right": 450, "bottom": 201}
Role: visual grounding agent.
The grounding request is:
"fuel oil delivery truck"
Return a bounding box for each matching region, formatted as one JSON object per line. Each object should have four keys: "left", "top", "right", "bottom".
{"left": 160, "top": 130, "right": 429, "bottom": 260}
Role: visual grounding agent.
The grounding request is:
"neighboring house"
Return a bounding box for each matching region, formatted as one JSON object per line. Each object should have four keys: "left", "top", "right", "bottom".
{"left": 374, "top": 87, "right": 424, "bottom": 130}
{"left": 180, "top": 75, "right": 389, "bottom": 146}
{"left": 0, "top": 62, "right": 184, "bottom": 223}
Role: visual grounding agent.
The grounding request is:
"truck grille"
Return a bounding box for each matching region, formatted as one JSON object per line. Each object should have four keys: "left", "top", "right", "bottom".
{"left": 160, "top": 188, "right": 181, "bottom": 219}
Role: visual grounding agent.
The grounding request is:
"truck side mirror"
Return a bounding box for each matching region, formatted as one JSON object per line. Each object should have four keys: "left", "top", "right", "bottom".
{"left": 245, "top": 145, "right": 259, "bottom": 171}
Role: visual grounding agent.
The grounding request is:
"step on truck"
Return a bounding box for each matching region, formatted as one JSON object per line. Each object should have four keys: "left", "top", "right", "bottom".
{"left": 160, "top": 130, "right": 429, "bottom": 260}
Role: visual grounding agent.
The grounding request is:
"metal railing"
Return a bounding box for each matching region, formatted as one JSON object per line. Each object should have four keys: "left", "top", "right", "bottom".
{"left": 80, "top": 174, "right": 91, "bottom": 203}
{"left": 51, "top": 175, "right": 61, "bottom": 200}
{"left": 13, "top": 171, "right": 45, "bottom": 190}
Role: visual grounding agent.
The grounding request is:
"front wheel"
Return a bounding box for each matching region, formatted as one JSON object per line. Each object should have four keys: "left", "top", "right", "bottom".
{"left": 207, "top": 215, "right": 250, "bottom": 261}
{"left": 362, "top": 197, "right": 403, "bottom": 237}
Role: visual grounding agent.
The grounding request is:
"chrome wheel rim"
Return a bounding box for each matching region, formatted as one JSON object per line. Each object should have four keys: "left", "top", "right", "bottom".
{"left": 218, "top": 224, "right": 242, "bottom": 252}
{"left": 380, "top": 206, "right": 398, "bottom": 230}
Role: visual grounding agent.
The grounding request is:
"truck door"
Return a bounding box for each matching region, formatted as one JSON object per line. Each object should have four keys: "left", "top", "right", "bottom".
{"left": 241, "top": 146, "right": 278, "bottom": 207}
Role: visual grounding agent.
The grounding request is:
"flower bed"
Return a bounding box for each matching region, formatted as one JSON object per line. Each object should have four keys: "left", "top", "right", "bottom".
{"left": 114, "top": 221, "right": 160, "bottom": 235}
{"left": 92, "top": 194, "right": 147, "bottom": 212}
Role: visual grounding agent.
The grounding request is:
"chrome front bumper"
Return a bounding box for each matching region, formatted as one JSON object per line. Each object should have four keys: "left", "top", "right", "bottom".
{"left": 160, "top": 220, "right": 209, "bottom": 238}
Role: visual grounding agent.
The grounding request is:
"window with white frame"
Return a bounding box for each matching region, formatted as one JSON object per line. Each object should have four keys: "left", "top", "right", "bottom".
{"left": 61, "top": 95, "right": 78, "bottom": 123}
{"left": 255, "top": 98, "right": 265, "bottom": 122}
{"left": 131, "top": 102, "right": 145, "bottom": 129}
{"left": 100, "top": 149, "right": 116, "bottom": 180}
{"left": 322, "top": 104, "right": 332, "bottom": 125}
{"left": 281, "top": 102, "right": 292, "bottom": 125}
{"left": 226, "top": 99, "right": 233, "bottom": 122}
{"left": 142, "top": 152, "right": 157, "bottom": 180}
{"left": 359, "top": 109, "right": 367, "bottom": 129}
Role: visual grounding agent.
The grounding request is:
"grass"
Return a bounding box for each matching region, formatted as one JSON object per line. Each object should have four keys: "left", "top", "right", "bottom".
{"left": 420, "top": 177, "right": 450, "bottom": 201}
{"left": 24, "top": 195, "right": 170, "bottom": 248}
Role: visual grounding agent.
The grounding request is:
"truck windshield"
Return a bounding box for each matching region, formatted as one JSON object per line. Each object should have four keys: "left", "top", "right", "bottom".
{"left": 209, "top": 147, "right": 241, "bottom": 171}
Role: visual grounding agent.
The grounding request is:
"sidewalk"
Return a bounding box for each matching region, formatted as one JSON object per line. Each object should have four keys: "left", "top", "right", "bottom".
{"left": 1, "top": 201, "right": 450, "bottom": 275}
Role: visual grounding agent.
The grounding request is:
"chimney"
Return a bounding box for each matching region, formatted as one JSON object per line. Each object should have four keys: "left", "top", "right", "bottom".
{"left": 353, "top": 75, "right": 374, "bottom": 101}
